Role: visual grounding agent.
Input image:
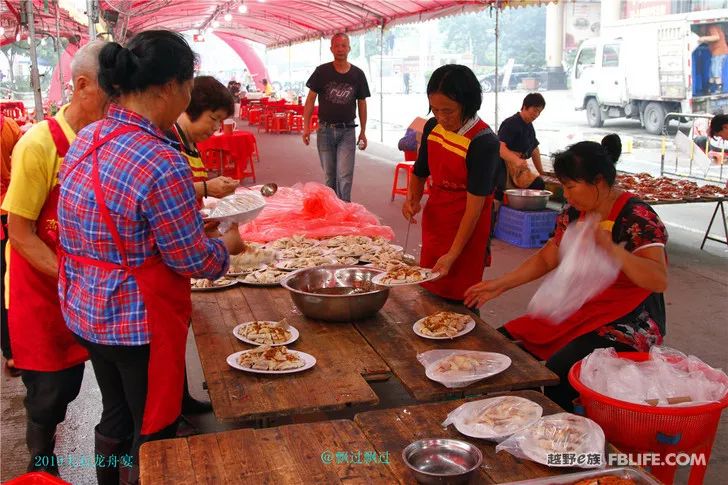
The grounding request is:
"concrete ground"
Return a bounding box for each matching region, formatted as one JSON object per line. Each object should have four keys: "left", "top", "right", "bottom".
{"left": 1, "top": 122, "right": 727, "bottom": 484}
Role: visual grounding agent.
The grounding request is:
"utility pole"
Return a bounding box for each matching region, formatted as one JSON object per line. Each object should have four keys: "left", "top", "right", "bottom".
{"left": 86, "top": 0, "right": 97, "bottom": 38}
{"left": 25, "top": 0, "right": 44, "bottom": 121}
{"left": 55, "top": 0, "right": 66, "bottom": 104}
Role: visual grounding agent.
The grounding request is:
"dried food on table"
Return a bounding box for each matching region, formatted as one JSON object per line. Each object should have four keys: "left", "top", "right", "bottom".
{"left": 228, "top": 247, "right": 276, "bottom": 274}
{"left": 242, "top": 268, "right": 288, "bottom": 285}
{"left": 236, "top": 345, "right": 304, "bottom": 371}
{"left": 236, "top": 319, "right": 292, "bottom": 345}
{"left": 269, "top": 235, "right": 319, "bottom": 250}
{"left": 418, "top": 311, "right": 471, "bottom": 338}
{"left": 191, "top": 277, "right": 232, "bottom": 289}
{"left": 434, "top": 352, "right": 497, "bottom": 374}
{"left": 279, "top": 246, "right": 325, "bottom": 259}
{"left": 323, "top": 235, "right": 373, "bottom": 247}
{"left": 276, "top": 256, "right": 335, "bottom": 270}
{"left": 377, "top": 262, "right": 432, "bottom": 284}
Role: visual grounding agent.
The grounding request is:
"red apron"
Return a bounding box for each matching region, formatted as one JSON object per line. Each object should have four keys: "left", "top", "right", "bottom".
{"left": 60, "top": 122, "right": 191, "bottom": 435}
{"left": 504, "top": 192, "right": 653, "bottom": 360}
{"left": 8, "top": 117, "right": 89, "bottom": 371}
{"left": 420, "top": 121, "right": 495, "bottom": 300}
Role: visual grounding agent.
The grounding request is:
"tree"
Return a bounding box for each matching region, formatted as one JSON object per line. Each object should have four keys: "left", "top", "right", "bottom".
{"left": 440, "top": 6, "right": 547, "bottom": 69}
{"left": 1, "top": 37, "right": 67, "bottom": 93}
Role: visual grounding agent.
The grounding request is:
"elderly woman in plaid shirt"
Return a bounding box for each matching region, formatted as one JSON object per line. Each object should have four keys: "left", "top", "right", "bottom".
{"left": 57, "top": 31, "right": 244, "bottom": 485}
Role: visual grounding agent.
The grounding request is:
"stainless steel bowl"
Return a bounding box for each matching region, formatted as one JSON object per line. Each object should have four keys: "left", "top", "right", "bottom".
{"left": 402, "top": 438, "right": 483, "bottom": 484}
{"left": 504, "top": 189, "right": 553, "bottom": 211}
{"left": 280, "top": 265, "right": 390, "bottom": 322}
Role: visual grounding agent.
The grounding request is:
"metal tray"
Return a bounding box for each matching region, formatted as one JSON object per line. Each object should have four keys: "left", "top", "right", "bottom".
{"left": 500, "top": 467, "right": 661, "bottom": 485}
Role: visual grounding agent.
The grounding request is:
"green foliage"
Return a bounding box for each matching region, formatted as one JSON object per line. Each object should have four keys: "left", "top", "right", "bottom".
{"left": 0, "top": 37, "right": 68, "bottom": 93}
{"left": 439, "top": 6, "right": 546, "bottom": 69}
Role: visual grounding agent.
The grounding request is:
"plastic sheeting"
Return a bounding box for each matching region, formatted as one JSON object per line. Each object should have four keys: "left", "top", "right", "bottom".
{"left": 238, "top": 182, "right": 394, "bottom": 243}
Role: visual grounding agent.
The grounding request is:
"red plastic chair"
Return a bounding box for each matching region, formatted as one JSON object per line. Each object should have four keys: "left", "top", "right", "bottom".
{"left": 203, "top": 148, "right": 256, "bottom": 183}
{"left": 391, "top": 162, "right": 431, "bottom": 201}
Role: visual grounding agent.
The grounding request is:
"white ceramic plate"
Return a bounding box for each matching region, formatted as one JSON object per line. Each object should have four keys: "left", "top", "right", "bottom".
{"left": 451, "top": 396, "right": 543, "bottom": 441}
{"left": 274, "top": 257, "right": 337, "bottom": 271}
{"left": 232, "top": 321, "right": 299, "bottom": 346}
{"left": 190, "top": 278, "right": 238, "bottom": 292}
{"left": 371, "top": 269, "right": 440, "bottom": 287}
{"left": 237, "top": 270, "right": 287, "bottom": 286}
{"left": 425, "top": 351, "right": 512, "bottom": 386}
{"left": 226, "top": 349, "right": 316, "bottom": 374}
{"left": 227, "top": 263, "right": 267, "bottom": 277}
{"left": 413, "top": 316, "right": 476, "bottom": 340}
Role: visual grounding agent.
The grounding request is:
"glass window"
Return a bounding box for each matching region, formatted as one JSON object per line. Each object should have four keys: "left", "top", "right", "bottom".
{"left": 575, "top": 47, "right": 596, "bottom": 78}
{"left": 602, "top": 44, "right": 620, "bottom": 67}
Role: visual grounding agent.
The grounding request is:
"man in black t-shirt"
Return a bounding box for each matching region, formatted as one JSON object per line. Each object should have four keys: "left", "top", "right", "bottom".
{"left": 302, "top": 33, "right": 371, "bottom": 202}
{"left": 498, "top": 93, "right": 546, "bottom": 190}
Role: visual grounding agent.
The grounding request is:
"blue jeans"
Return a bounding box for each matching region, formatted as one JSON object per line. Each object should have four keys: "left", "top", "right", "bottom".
{"left": 316, "top": 126, "right": 356, "bottom": 202}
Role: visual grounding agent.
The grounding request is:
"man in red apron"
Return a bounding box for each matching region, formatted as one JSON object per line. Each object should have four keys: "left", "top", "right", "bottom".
{"left": 0, "top": 41, "right": 109, "bottom": 474}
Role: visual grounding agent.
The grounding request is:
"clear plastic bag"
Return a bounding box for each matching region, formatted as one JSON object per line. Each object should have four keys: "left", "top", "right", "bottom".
{"left": 527, "top": 214, "right": 620, "bottom": 324}
{"left": 417, "top": 349, "right": 511, "bottom": 388}
{"left": 580, "top": 346, "right": 728, "bottom": 406}
{"left": 441, "top": 396, "right": 543, "bottom": 442}
{"left": 496, "top": 413, "right": 605, "bottom": 468}
{"left": 237, "top": 183, "right": 395, "bottom": 242}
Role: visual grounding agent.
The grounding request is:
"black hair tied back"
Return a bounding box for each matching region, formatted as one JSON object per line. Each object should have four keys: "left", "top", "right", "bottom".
{"left": 97, "top": 30, "right": 195, "bottom": 98}
{"left": 601, "top": 133, "right": 622, "bottom": 165}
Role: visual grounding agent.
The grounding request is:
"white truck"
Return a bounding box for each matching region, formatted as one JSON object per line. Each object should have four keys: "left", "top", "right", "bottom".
{"left": 571, "top": 10, "right": 728, "bottom": 134}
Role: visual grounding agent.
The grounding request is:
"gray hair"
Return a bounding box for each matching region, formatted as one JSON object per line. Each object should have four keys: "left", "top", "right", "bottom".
{"left": 70, "top": 40, "right": 107, "bottom": 82}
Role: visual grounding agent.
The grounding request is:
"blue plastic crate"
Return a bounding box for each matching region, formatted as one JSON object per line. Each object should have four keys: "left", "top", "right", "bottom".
{"left": 494, "top": 206, "right": 558, "bottom": 248}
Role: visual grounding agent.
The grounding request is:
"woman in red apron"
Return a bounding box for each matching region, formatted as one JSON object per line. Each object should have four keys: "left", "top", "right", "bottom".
{"left": 465, "top": 135, "right": 668, "bottom": 411}
{"left": 170, "top": 75, "right": 239, "bottom": 208}
{"left": 170, "top": 75, "right": 238, "bottom": 416}
{"left": 57, "top": 32, "right": 243, "bottom": 485}
{"left": 402, "top": 65, "right": 503, "bottom": 302}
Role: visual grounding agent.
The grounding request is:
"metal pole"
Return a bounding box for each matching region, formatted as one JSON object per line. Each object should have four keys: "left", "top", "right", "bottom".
{"left": 494, "top": 6, "right": 499, "bottom": 128}
{"left": 288, "top": 42, "right": 292, "bottom": 88}
{"left": 380, "top": 23, "right": 384, "bottom": 143}
{"left": 86, "top": 0, "right": 96, "bottom": 38}
{"left": 25, "top": 0, "right": 44, "bottom": 121}
{"left": 55, "top": 0, "right": 66, "bottom": 104}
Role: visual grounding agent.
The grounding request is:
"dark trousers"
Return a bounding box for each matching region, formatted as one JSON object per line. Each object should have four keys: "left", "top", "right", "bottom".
{"left": 1, "top": 213, "right": 10, "bottom": 360}
{"left": 21, "top": 364, "right": 85, "bottom": 426}
{"left": 76, "top": 336, "right": 178, "bottom": 482}
{"left": 528, "top": 177, "right": 546, "bottom": 190}
{"left": 498, "top": 326, "right": 633, "bottom": 412}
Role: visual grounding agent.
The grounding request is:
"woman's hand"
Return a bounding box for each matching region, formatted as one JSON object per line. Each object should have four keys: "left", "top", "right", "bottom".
{"left": 463, "top": 279, "right": 507, "bottom": 308}
{"left": 594, "top": 226, "right": 619, "bottom": 259}
{"left": 432, "top": 252, "right": 457, "bottom": 277}
{"left": 203, "top": 219, "right": 221, "bottom": 237}
{"left": 221, "top": 223, "right": 245, "bottom": 255}
{"left": 207, "top": 177, "right": 239, "bottom": 198}
{"left": 402, "top": 199, "right": 421, "bottom": 223}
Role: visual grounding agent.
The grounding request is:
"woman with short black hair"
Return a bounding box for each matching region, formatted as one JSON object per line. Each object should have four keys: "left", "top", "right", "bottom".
{"left": 169, "top": 75, "right": 238, "bottom": 205}
{"left": 402, "top": 64, "right": 503, "bottom": 302}
{"left": 58, "top": 30, "right": 244, "bottom": 485}
{"left": 465, "top": 134, "right": 669, "bottom": 412}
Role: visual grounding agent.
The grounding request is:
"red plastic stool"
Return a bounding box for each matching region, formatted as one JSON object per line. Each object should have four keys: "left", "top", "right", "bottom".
{"left": 391, "top": 162, "right": 431, "bottom": 201}
{"left": 271, "top": 113, "right": 290, "bottom": 133}
{"left": 289, "top": 114, "right": 304, "bottom": 133}
{"left": 250, "top": 137, "right": 260, "bottom": 164}
{"left": 248, "top": 108, "right": 262, "bottom": 126}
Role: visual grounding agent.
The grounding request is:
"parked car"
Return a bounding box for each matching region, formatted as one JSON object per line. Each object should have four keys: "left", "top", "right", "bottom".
{"left": 478, "top": 65, "right": 548, "bottom": 92}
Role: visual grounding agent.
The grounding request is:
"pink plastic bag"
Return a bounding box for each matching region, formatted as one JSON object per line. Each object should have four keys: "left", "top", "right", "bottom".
{"left": 238, "top": 182, "right": 395, "bottom": 243}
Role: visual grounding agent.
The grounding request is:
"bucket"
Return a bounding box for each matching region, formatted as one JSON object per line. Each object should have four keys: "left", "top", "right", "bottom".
{"left": 222, "top": 119, "right": 235, "bottom": 135}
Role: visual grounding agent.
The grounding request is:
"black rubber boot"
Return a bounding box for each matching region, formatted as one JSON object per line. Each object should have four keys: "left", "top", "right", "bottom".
{"left": 95, "top": 427, "right": 132, "bottom": 485}
{"left": 26, "top": 420, "right": 59, "bottom": 475}
{"left": 181, "top": 369, "right": 212, "bottom": 415}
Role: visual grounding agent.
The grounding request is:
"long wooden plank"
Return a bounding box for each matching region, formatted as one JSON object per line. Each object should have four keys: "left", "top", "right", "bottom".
{"left": 354, "top": 390, "right": 604, "bottom": 484}
{"left": 140, "top": 420, "right": 398, "bottom": 484}
{"left": 353, "top": 285, "right": 559, "bottom": 401}
{"left": 191, "top": 285, "right": 388, "bottom": 421}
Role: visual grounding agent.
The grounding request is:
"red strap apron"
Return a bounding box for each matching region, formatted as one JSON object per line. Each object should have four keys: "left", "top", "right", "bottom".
{"left": 420, "top": 120, "right": 495, "bottom": 300}
{"left": 60, "top": 122, "right": 191, "bottom": 435}
{"left": 7, "top": 117, "right": 89, "bottom": 371}
{"left": 504, "top": 192, "right": 653, "bottom": 360}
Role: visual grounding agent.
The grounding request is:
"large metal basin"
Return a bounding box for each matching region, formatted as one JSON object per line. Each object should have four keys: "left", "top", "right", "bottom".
{"left": 280, "top": 265, "right": 389, "bottom": 322}
{"left": 504, "top": 189, "right": 552, "bottom": 211}
{"left": 402, "top": 438, "right": 483, "bottom": 484}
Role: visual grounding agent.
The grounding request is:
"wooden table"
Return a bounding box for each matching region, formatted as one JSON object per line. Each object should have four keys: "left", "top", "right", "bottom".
{"left": 192, "top": 283, "right": 557, "bottom": 421}
{"left": 355, "top": 390, "right": 613, "bottom": 484}
{"left": 139, "top": 419, "right": 397, "bottom": 484}
{"left": 192, "top": 285, "right": 390, "bottom": 421}
{"left": 354, "top": 285, "right": 559, "bottom": 401}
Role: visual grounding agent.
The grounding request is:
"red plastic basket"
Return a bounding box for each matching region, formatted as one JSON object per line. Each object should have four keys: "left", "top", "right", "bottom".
{"left": 569, "top": 352, "right": 728, "bottom": 485}
{"left": 3, "top": 472, "right": 71, "bottom": 484}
